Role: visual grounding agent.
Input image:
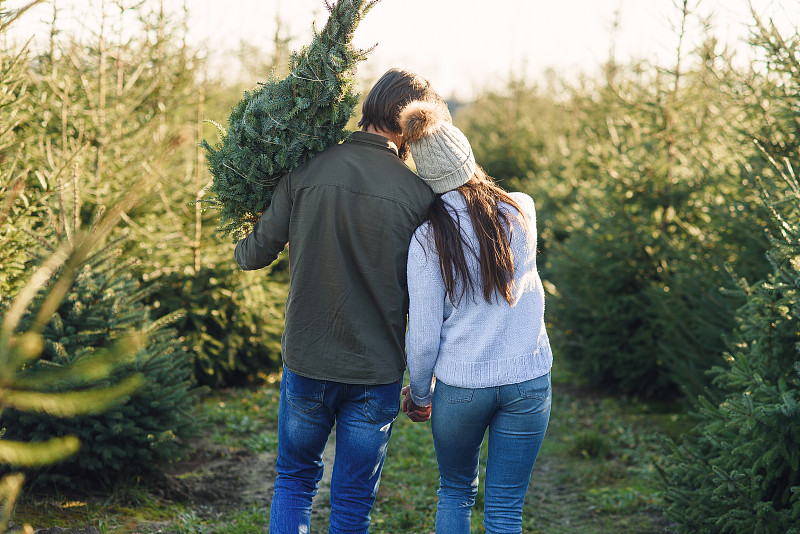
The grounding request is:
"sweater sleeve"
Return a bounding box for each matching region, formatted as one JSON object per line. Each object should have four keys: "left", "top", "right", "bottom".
{"left": 234, "top": 173, "right": 292, "bottom": 270}
{"left": 405, "top": 227, "right": 444, "bottom": 407}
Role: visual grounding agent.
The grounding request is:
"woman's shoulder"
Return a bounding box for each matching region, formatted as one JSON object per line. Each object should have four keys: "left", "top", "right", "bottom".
{"left": 441, "top": 190, "right": 467, "bottom": 211}
{"left": 413, "top": 219, "right": 432, "bottom": 238}
{"left": 505, "top": 191, "right": 535, "bottom": 218}
{"left": 408, "top": 221, "right": 439, "bottom": 269}
{"left": 410, "top": 221, "right": 434, "bottom": 251}
{"left": 508, "top": 191, "right": 534, "bottom": 206}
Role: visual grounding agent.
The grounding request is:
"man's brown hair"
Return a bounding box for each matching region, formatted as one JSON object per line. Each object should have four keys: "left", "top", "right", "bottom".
{"left": 358, "top": 68, "right": 448, "bottom": 134}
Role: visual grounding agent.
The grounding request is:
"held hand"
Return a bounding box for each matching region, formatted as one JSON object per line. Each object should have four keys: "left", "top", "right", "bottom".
{"left": 400, "top": 385, "right": 412, "bottom": 411}
{"left": 407, "top": 402, "right": 432, "bottom": 423}
{"left": 401, "top": 385, "right": 432, "bottom": 423}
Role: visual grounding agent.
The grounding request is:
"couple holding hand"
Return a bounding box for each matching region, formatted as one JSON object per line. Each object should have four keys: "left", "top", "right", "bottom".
{"left": 235, "top": 68, "right": 553, "bottom": 534}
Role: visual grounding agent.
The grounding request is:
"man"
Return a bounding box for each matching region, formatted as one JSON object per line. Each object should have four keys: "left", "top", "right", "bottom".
{"left": 234, "top": 68, "right": 446, "bottom": 532}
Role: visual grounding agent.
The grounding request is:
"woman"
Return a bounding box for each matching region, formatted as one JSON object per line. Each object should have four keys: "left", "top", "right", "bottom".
{"left": 399, "top": 101, "right": 553, "bottom": 533}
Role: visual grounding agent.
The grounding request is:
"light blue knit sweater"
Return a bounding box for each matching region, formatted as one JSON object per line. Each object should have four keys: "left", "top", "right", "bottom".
{"left": 406, "top": 190, "right": 553, "bottom": 407}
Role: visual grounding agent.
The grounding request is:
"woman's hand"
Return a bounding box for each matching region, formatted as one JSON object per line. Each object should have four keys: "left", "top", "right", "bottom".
{"left": 401, "top": 385, "right": 432, "bottom": 422}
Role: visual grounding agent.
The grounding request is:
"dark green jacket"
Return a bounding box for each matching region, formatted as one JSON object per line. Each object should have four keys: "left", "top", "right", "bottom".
{"left": 234, "top": 132, "right": 434, "bottom": 384}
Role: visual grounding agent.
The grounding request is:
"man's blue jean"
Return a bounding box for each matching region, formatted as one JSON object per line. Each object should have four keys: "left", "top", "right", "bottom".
{"left": 268, "top": 366, "right": 401, "bottom": 533}
{"left": 431, "top": 373, "right": 551, "bottom": 534}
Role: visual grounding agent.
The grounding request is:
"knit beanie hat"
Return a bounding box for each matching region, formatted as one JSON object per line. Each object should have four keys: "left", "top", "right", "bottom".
{"left": 399, "top": 101, "right": 476, "bottom": 194}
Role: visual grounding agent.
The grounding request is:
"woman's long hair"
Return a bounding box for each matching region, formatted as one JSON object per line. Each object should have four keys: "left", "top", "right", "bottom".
{"left": 425, "top": 166, "right": 527, "bottom": 306}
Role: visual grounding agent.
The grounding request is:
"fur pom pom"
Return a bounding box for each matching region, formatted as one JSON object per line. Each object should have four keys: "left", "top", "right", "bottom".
{"left": 399, "top": 101, "right": 451, "bottom": 143}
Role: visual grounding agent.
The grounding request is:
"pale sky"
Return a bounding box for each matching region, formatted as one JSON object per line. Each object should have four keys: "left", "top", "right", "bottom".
{"left": 7, "top": 0, "right": 799, "bottom": 99}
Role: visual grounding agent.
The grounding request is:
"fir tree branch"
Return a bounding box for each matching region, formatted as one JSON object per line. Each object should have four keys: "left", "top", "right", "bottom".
{"left": 0, "top": 374, "right": 143, "bottom": 417}
{"left": 0, "top": 436, "right": 80, "bottom": 467}
{"left": 0, "top": 0, "right": 46, "bottom": 34}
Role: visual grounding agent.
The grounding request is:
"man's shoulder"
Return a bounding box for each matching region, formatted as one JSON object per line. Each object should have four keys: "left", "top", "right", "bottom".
{"left": 289, "top": 138, "right": 375, "bottom": 176}
{"left": 292, "top": 141, "right": 433, "bottom": 201}
{"left": 291, "top": 140, "right": 347, "bottom": 172}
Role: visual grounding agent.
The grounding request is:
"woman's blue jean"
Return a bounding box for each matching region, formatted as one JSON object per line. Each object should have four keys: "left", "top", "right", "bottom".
{"left": 431, "top": 373, "right": 551, "bottom": 534}
{"left": 268, "top": 366, "right": 401, "bottom": 533}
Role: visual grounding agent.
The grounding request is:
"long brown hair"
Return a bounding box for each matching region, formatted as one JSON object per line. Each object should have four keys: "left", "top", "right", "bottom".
{"left": 424, "top": 166, "right": 527, "bottom": 306}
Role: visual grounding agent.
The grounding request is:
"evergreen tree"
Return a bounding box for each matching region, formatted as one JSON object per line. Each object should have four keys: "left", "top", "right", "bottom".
{"left": 202, "top": 0, "right": 380, "bottom": 239}
{"left": 148, "top": 261, "right": 287, "bottom": 386}
{"left": 0, "top": 0, "right": 202, "bottom": 494}
{"left": 456, "top": 7, "right": 773, "bottom": 399}
{"left": 540, "top": 6, "right": 769, "bottom": 398}
{"left": 0, "top": 2, "right": 45, "bottom": 302}
{"left": 0, "top": 214, "right": 144, "bottom": 526}
{"left": 27, "top": 1, "right": 200, "bottom": 217}
{"left": 0, "top": 184, "right": 201, "bottom": 488}
{"left": 0, "top": 221, "right": 144, "bottom": 531}
{"left": 20, "top": 1, "right": 286, "bottom": 386}
{"left": 456, "top": 76, "right": 579, "bottom": 271}
{"left": 132, "top": 64, "right": 287, "bottom": 386}
{"left": 0, "top": 6, "right": 143, "bottom": 524}
{"left": 662, "top": 14, "right": 800, "bottom": 532}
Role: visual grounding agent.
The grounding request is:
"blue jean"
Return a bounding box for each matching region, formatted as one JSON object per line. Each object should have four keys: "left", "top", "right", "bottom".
{"left": 431, "top": 373, "right": 551, "bottom": 534}
{"left": 268, "top": 366, "right": 401, "bottom": 534}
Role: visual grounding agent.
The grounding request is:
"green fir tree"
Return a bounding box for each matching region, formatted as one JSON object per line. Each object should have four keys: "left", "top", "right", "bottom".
{"left": 148, "top": 262, "right": 287, "bottom": 386}
{"left": 0, "top": 182, "right": 201, "bottom": 489}
{"left": 662, "top": 154, "right": 800, "bottom": 534}
{"left": 0, "top": 220, "right": 144, "bottom": 531}
{"left": 0, "top": 0, "right": 145, "bottom": 502}
{"left": 540, "top": 6, "right": 769, "bottom": 398}
{"left": 202, "top": 0, "right": 380, "bottom": 239}
{"left": 0, "top": 2, "right": 45, "bottom": 302}
{"left": 662, "top": 14, "right": 800, "bottom": 532}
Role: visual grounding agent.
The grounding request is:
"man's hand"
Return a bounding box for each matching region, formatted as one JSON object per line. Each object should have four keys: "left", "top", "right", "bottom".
{"left": 401, "top": 385, "right": 431, "bottom": 422}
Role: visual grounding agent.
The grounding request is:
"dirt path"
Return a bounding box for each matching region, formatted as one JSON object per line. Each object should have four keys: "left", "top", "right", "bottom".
{"left": 152, "top": 428, "right": 579, "bottom": 532}
{"left": 145, "top": 424, "right": 336, "bottom": 531}
{"left": 523, "top": 450, "right": 591, "bottom": 531}
{"left": 222, "top": 428, "right": 337, "bottom": 530}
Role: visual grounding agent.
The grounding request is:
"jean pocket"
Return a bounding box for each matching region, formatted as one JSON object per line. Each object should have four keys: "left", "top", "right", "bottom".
{"left": 363, "top": 381, "right": 401, "bottom": 424}
{"left": 438, "top": 383, "right": 475, "bottom": 404}
{"left": 517, "top": 373, "right": 551, "bottom": 401}
{"left": 285, "top": 371, "right": 325, "bottom": 414}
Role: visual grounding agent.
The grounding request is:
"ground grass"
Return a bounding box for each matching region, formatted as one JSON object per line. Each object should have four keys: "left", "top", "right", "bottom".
{"left": 11, "top": 366, "right": 686, "bottom": 533}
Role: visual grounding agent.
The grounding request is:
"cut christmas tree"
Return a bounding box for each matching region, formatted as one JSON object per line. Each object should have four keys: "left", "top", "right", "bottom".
{"left": 202, "top": 0, "right": 381, "bottom": 240}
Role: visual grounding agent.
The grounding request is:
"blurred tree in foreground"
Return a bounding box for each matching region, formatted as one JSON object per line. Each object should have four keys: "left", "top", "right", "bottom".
{"left": 0, "top": 179, "right": 201, "bottom": 489}
{"left": 0, "top": 1, "right": 198, "bottom": 498}
{"left": 662, "top": 15, "right": 800, "bottom": 532}
{"left": 0, "top": 205, "right": 143, "bottom": 527}
{"left": 0, "top": 1, "right": 143, "bottom": 508}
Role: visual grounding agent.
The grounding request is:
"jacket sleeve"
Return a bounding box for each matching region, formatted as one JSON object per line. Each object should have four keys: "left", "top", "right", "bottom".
{"left": 234, "top": 173, "right": 292, "bottom": 271}
{"left": 405, "top": 227, "right": 444, "bottom": 407}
